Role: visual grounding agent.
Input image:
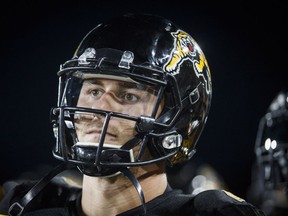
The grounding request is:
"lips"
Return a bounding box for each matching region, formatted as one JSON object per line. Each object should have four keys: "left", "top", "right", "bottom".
{"left": 86, "top": 129, "right": 117, "bottom": 138}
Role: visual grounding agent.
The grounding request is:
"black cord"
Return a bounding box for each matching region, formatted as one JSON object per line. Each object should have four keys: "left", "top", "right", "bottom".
{"left": 8, "top": 163, "right": 69, "bottom": 216}
{"left": 121, "top": 168, "right": 147, "bottom": 216}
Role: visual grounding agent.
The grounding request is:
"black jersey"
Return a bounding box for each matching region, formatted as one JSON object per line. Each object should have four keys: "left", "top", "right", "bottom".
{"left": 0, "top": 179, "right": 265, "bottom": 216}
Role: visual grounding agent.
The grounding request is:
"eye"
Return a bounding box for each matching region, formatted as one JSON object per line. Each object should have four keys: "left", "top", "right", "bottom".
{"left": 91, "top": 89, "right": 103, "bottom": 98}
{"left": 122, "top": 93, "right": 139, "bottom": 103}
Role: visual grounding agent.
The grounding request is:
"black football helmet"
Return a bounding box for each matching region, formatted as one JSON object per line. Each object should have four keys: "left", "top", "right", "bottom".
{"left": 50, "top": 13, "right": 212, "bottom": 177}
{"left": 248, "top": 89, "right": 288, "bottom": 215}
{"left": 255, "top": 89, "right": 288, "bottom": 190}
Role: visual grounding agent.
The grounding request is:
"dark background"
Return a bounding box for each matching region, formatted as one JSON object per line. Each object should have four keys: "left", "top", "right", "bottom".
{"left": 1, "top": 0, "right": 287, "bottom": 200}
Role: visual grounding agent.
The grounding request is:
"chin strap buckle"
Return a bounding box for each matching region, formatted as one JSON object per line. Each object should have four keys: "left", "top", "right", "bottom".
{"left": 8, "top": 202, "right": 24, "bottom": 216}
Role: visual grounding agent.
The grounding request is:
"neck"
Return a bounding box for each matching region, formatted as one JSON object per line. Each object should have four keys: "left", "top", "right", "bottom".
{"left": 81, "top": 168, "right": 168, "bottom": 216}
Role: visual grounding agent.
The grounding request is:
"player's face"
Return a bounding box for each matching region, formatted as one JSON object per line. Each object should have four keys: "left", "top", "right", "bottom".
{"left": 74, "top": 78, "right": 162, "bottom": 146}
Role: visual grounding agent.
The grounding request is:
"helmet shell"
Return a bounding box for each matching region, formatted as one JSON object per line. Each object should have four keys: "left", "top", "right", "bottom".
{"left": 53, "top": 13, "right": 212, "bottom": 173}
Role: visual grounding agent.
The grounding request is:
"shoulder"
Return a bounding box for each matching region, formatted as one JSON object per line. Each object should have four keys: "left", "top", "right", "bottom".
{"left": 142, "top": 189, "right": 265, "bottom": 216}
{"left": 190, "top": 189, "right": 265, "bottom": 216}
{"left": 0, "top": 169, "right": 82, "bottom": 215}
{"left": 0, "top": 180, "right": 36, "bottom": 214}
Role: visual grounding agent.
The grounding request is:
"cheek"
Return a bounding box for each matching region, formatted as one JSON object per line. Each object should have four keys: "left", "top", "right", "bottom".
{"left": 114, "top": 118, "right": 137, "bottom": 137}
{"left": 125, "top": 104, "right": 155, "bottom": 116}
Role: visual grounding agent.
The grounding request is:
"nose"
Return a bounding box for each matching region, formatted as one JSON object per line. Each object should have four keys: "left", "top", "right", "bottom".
{"left": 92, "top": 92, "right": 119, "bottom": 112}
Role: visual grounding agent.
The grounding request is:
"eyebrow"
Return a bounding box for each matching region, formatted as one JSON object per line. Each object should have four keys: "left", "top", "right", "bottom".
{"left": 85, "top": 79, "right": 159, "bottom": 95}
{"left": 86, "top": 79, "right": 147, "bottom": 90}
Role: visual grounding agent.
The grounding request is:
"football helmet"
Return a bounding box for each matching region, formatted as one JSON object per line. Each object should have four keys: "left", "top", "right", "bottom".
{"left": 249, "top": 89, "right": 288, "bottom": 215}
{"left": 255, "top": 89, "right": 288, "bottom": 190}
{"left": 50, "top": 13, "right": 212, "bottom": 177}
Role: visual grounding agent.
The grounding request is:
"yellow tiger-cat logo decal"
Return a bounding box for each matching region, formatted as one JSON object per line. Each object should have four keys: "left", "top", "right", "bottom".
{"left": 163, "top": 30, "right": 211, "bottom": 93}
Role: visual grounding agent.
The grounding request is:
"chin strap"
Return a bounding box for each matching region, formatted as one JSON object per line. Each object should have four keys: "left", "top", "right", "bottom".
{"left": 8, "top": 163, "right": 147, "bottom": 216}
{"left": 8, "top": 163, "right": 70, "bottom": 216}
{"left": 120, "top": 168, "right": 147, "bottom": 216}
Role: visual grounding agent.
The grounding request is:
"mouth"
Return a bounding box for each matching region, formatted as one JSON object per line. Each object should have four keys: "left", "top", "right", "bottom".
{"left": 86, "top": 129, "right": 117, "bottom": 138}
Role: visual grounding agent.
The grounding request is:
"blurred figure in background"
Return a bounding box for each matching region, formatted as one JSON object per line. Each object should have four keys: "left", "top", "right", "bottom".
{"left": 247, "top": 89, "right": 288, "bottom": 216}
{"left": 167, "top": 156, "right": 228, "bottom": 195}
